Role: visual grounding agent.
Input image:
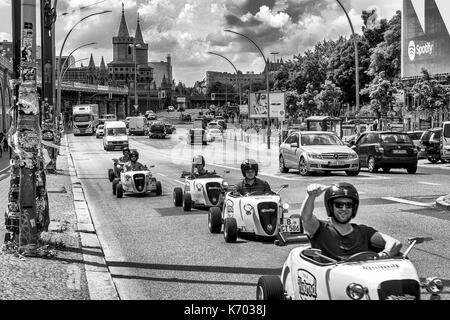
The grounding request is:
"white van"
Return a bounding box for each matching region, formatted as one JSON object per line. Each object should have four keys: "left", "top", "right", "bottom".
{"left": 103, "top": 121, "right": 129, "bottom": 151}
{"left": 128, "top": 116, "right": 148, "bottom": 135}
{"left": 441, "top": 121, "right": 450, "bottom": 161}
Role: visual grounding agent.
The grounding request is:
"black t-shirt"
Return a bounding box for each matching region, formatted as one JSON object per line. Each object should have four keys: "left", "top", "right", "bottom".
{"left": 236, "top": 178, "right": 271, "bottom": 195}
{"left": 310, "top": 220, "right": 378, "bottom": 260}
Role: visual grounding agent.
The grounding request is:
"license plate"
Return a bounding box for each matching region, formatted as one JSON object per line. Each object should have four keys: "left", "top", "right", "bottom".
{"left": 280, "top": 217, "right": 301, "bottom": 233}
{"left": 330, "top": 161, "right": 345, "bottom": 166}
{"left": 393, "top": 150, "right": 407, "bottom": 154}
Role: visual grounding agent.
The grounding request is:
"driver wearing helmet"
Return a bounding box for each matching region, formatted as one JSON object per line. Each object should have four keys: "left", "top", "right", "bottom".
{"left": 124, "top": 150, "right": 146, "bottom": 172}
{"left": 236, "top": 159, "right": 271, "bottom": 195}
{"left": 119, "top": 147, "right": 131, "bottom": 163}
{"left": 191, "top": 155, "right": 208, "bottom": 177}
{"left": 300, "top": 183, "right": 402, "bottom": 261}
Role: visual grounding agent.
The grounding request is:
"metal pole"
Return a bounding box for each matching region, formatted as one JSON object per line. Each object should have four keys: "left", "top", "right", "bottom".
{"left": 336, "top": 0, "right": 360, "bottom": 112}
{"left": 135, "top": 45, "right": 138, "bottom": 115}
{"left": 224, "top": 29, "right": 270, "bottom": 149}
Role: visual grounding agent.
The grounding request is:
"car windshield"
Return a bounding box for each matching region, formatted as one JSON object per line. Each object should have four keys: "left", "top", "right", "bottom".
{"left": 381, "top": 133, "right": 413, "bottom": 144}
{"left": 443, "top": 125, "right": 450, "bottom": 138}
{"left": 408, "top": 132, "right": 423, "bottom": 140}
{"left": 301, "top": 134, "right": 343, "bottom": 146}
{"left": 107, "top": 128, "right": 127, "bottom": 136}
{"left": 74, "top": 115, "right": 91, "bottom": 122}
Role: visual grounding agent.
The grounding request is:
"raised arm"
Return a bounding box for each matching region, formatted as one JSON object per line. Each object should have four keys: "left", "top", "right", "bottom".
{"left": 300, "top": 184, "right": 329, "bottom": 237}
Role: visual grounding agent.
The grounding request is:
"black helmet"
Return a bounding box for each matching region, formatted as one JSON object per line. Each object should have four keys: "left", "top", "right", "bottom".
{"left": 193, "top": 155, "right": 205, "bottom": 166}
{"left": 324, "top": 183, "right": 359, "bottom": 219}
{"left": 122, "top": 147, "right": 130, "bottom": 154}
{"left": 129, "top": 150, "right": 139, "bottom": 161}
{"left": 241, "top": 159, "right": 258, "bottom": 177}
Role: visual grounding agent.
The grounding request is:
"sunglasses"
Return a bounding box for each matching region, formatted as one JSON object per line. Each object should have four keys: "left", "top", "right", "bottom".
{"left": 334, "top": 201, "right": 353, "bottom": 209}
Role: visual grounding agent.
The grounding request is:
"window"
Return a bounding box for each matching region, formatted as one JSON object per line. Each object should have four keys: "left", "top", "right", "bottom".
{"left": 302, "top": 134, "right": 342, "bottom": 146}
{"left": 366, "top": 133, "right": 378, "bottom": 144}
{"left": 381, "top": 133, "right": 413, "bottom": 144}
{"left": 444, "top": 124, "right": 450, "bottom": 138}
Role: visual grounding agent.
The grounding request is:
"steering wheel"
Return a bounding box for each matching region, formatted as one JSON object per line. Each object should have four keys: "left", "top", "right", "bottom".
{"left": 344, "top": 251, "right": 379, "bottom": 262}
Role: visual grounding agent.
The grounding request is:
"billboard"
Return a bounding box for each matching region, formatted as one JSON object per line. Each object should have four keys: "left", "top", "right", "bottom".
{"left": 248, "top": 92, "right": 286, "bottom": 120}
{"left": 402, "top": 0, "right": 450, "bottom": 78}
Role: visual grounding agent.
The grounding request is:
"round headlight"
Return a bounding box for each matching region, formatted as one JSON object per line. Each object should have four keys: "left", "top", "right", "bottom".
{"left": 196, "top": 183, "right": 203, "bottom": 189}
{"left": 346, "top": 283, "right": 366, "bottom": 300}
{"left": 125, "top": 175, "right": 132, "bottom": 180}
{"left": 282, "top": 203, "right": 290, "bottom": 210}
{"left": 244, "top": 204, "right": 254, "bottom": 212}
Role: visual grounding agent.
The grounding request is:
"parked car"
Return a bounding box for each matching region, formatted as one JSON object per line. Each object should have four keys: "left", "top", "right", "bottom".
{"left": 407, "top": 131, "right": 425, "bottom": 153}
{"left": 279, "top": 131, "right": 360, "bottom": 176}
{"left": 342, "top": 134, "right": 357, "bottom": 147}
{"left": 167, "top": 106, "right": 175, "bottom": 112}
{"left": 352, "top": 131, "right": 418, "bottom": 174}
{"left": 418, "top": 128, "right": 444, "bottom": 163}
{"left": 95, "top": 124, "right": 105, "bottom": 138}
{"left": 145, "top": 110, "right": 157, "bottom": 120}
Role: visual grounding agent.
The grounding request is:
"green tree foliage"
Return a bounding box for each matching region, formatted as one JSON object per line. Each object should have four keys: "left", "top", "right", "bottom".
{"left": 411, "top": 69, "right": 450, "bottom": 123}
{"left": 361, "top": 71, "right": 397, "bottom": 120}
{"left": 298, "top": 83, "right": 318, "bottom": 117}
{"left": 315, "top": 80, "right": 344, "bottom": 117}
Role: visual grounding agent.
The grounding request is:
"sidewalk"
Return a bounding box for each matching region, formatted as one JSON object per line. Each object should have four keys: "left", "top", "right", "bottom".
{"left": 0, "top": 138, "right": 91, "bottom": 300}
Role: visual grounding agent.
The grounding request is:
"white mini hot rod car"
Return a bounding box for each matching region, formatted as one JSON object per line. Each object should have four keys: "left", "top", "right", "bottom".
{"left": 208, "top": 185, "right": 303, "bottom": 243}
{"left": 173, "top": 171, "right": 228, "bottom": 211}
{"left": 112, "top": 165, "right": 162, "bottom": 198}
{"left": 256, "top": 237, "right": 444, "bottom": 300}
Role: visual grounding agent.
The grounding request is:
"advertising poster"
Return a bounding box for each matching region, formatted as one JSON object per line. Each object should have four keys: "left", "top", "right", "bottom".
{"left": 402, "top": 0, "right": 450, "bottom": 78}
{"left": 248, "top": 92, "right": 286, "bottom": 120}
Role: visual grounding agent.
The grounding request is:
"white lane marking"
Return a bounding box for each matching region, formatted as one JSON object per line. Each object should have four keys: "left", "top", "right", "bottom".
{"left": 417, "top": 182, "right": 441, "bottom": 186}
{"left": 0, "top": 165, "right": 11, "bottom": 175}
{"left": 381, "top": 197, "right": 434, "bottom": 207}
{"left": 175, "top": 180, "right": 185, "bottom": 185}
{"left": 157, "top": 173, "right": 167, "bottom": 177}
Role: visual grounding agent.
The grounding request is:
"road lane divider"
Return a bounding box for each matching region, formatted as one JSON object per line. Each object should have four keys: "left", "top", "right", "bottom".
{"left": 381, "top": 197, "right": 434, "bottom": 207}
{"left": 417, "top": 182, "right": 441, "bottom": 186}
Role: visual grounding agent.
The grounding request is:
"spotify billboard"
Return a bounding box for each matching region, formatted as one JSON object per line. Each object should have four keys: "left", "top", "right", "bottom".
{"left": 402, "top": 0, "right": 450, "bottom": 78}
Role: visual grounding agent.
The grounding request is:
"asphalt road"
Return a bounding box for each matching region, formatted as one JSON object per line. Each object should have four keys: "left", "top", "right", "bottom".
{"left": 67, "top": 125, "right": 450, "bottom": 300}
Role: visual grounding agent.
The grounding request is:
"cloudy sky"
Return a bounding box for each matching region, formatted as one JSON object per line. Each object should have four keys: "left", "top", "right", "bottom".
{"left": 0, "top": 0, "right": 401, "bottom": 86}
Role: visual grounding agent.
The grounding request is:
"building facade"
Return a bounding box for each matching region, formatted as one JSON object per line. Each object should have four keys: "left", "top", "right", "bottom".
{"left": 62, "top": 5, "right": 174, "bottom": 115}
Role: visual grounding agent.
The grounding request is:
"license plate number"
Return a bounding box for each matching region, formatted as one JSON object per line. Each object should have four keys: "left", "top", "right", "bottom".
{"left": 280, "top": 217, "right": 301, "bottom": 233}
{"left": 330, "top": 161, "right": 345, "bottom": 166}
{"left": 393, "top": 150, "right": 407, "bottom": 154}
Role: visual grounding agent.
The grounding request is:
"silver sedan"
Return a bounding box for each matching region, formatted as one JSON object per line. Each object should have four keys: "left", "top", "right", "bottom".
{"left": 279, "top": 131, "right": 360, "bottom": 176}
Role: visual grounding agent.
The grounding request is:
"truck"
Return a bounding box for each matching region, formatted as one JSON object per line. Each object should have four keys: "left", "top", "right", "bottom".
{"left": 99, "top": 113, "right": 117, "bottom": 125}
{"left": 128, "top": 116, "right": 148, "bottom": 135}
{"left": 72, "top": 104, "right": 99, "bottom": 136}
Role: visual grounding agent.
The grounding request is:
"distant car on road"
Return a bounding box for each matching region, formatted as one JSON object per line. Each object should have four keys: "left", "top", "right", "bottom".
{"left": 206, "top": 128, "right": 223, "bottom": 142}
{"left": 180, "top": 114, "right": 192, "bottom": 122}
{"left": 279, "top": 131, "right": 360, "bottom": 176}
{"left": 167, "top": 106, "right": 175, "bottom": 112}
{"left": 145, "top": 110, "right": 157, "bottom": 120}
{"left": 165, "top": 123, "right": 176, "bottom": 134}
{"left": 149, "top": 121, "right": 166, "bottom": 139}
{"left": 95, "top": 124, "right": 105, "bottom": 138}
{"left": 352, "top": 131, "right": 418, "bottom": 174}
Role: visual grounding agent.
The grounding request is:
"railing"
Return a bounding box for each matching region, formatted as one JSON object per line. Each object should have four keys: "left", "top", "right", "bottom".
{"left": 0, "top": 55, "right": 13, "bottom": 72}
{"left": 54, "top": 80, "right": 129, "bottom": 94}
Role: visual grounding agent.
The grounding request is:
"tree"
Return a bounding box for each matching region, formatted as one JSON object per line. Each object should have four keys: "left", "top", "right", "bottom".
{"left": 411, "top": 69, "right": 450, "bottom": 127}
{"left": 297, "top": 83, "right": 318, "bottom": 117}
{"left": 314, "top": 81, "right": 344, "bottom": 117}
{"left": 361, "top": 71, "right": 397, "bottom": 129}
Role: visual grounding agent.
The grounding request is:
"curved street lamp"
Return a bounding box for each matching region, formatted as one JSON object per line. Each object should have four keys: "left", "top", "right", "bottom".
{"left": 129, "top": 43, "right": 142, "bottom": 116}
{"left": 335, "top": 0, "right": 360, "bottom": 114}
{"left": 60, "top": 57, "right": 88, "bottom": 83}
{"left": 224, "top": 29, "right": 271, "bottom": 149}
{"left": 56, "top": 10, "right": 112, "bottom": 121}
{"left": 207, "top": 51, "right": 242, "bottom": 106}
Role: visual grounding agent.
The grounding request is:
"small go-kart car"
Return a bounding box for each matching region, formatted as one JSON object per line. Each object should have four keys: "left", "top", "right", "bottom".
{"left": 208, "top": 185, "right": 301, "bottom": 243}
{"left": 256, "top": 237, "right": 445, "bottom": 300}
{"left": 173, "top": 171, "right": 228, "bottom": 211}
{"left": 112, "top": 165, "right": 162, "bottom": 198}
{"left": 108, "top": 158, "right": 125, "bottom": 182}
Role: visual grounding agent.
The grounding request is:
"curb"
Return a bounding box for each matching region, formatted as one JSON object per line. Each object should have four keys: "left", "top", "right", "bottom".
{"left": 435, "top": 195, "right": 450, "bottom": 211}
{"left": 63, "top": 135, "right": 120, "bottom": 300}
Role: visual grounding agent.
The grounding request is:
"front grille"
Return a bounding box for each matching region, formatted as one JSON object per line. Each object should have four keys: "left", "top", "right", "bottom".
{"left": 133, "top": 174, "right": 146, "bottom": 192}
{"left": 322, "top": 164, "right": 350, "bottom": 169}
{"left": 206, "top": 182, "right": 222, "bottom": 205}
{"left": 75, "top": 124, "right": 89, "bottom": 129}
{"left": 112, "top": 142, "right": 124, "bottom": 145}
{"left": 378, "top": 279, "right": 420, "bottom": 300}
{"left": 322, "top": 153, "right": 350, "bottom": 160}
{"left": 257, "top": 202, "right": 278, "bottom": 235}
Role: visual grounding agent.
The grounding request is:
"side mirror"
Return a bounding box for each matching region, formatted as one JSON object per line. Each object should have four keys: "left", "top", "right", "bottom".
{"left": 351, "top": 145, "right": 357, "bottom": 151}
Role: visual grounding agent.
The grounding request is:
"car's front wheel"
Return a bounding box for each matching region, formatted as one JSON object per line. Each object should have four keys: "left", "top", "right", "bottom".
{"left": 256, "top": 276, "right": 284, "bottom": 300}
{"left": 183, "top": 192, "right": 192, "bottom": 211}
{"left": 427, "top": 155, "right": 440, "bottom": 164}
{"left": 156, "top": 181, "right": 162, "bottom": 196}
{"left": 208, "top": 207, "right": 222, "bottom": 234}
{"left": 108, "top": 169, "right": 115, "bottom": 182}
{"left": 368, "top": 156, "right": 378, "bottom": 173}
{"left": 279, "top": 155, "right": 289, "bottom": 173}
{"left": 116, "top": 183, "right": 123, "bottom": 198}
{"left": 223, "top": 218, "right": 238, "bottom": 243}
{"left": 298, "top": 157, "right": 310, "bottom": 176}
